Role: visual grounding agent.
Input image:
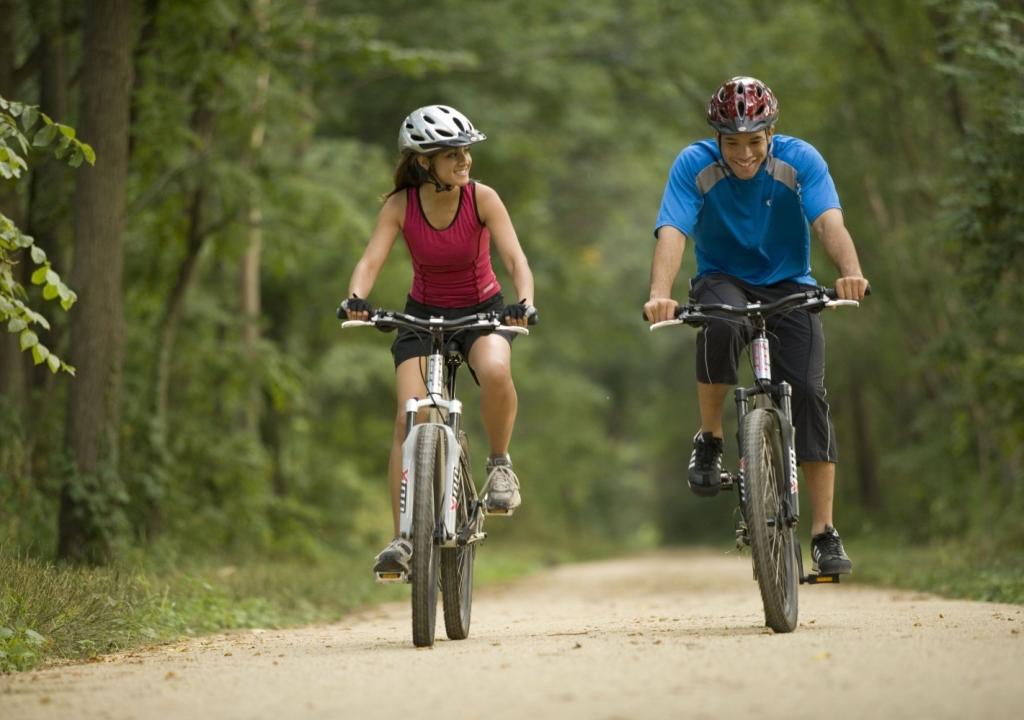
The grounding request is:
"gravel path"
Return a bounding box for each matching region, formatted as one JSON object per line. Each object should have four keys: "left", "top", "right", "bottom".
{"left": 2, "top": 549, "right": 1021, "bottom": 719}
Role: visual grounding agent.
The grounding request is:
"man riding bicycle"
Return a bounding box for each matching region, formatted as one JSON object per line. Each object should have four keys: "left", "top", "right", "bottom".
{"left": 643, "top": 77, "right": 869, "bottom": 576}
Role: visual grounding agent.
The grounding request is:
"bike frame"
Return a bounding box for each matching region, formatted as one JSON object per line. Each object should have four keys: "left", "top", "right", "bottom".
{"left": 398, "top": 347, "right": 467, "bottom": 548}
{"left": 343, "top": 312, "right": 527, "bottom": 549}
{"left": 651, "top": 288, "right": 859, "bottom": 581}
{"left": 732, "top": 315, "right": 800, "bottom": 529}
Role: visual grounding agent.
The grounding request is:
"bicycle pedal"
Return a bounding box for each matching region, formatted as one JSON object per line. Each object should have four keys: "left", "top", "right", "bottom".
{"left": 484, "top": 506, "right": 515, "bottom": 517}
{"left": 801, "top": 573, "right": 840, "bottom": 585}
{"left": 374, "top": 570, "right": 409, "bottom": 584}
{"left": 458, "top": 531, "right": 487, "bottom": 545}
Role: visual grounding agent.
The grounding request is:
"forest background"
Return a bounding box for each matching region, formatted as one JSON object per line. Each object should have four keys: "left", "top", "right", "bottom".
{"left": 1, "top": 0, "right": 1022, "bottom": 670}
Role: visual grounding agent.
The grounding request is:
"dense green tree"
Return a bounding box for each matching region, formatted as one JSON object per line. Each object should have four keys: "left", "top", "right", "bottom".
{"left": 1, "top": 0, "right": 1020, "bottom": 567}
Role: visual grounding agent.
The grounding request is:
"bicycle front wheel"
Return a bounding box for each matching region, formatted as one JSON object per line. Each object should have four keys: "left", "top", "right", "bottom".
{"left": 441, "top": 430, "right": 476, "bottom": 640}
{"left": 742, "top": 408, "right": 799, "bottom": 633}
{"left": 411, "top": 425, "right": 444, "bottom": 647}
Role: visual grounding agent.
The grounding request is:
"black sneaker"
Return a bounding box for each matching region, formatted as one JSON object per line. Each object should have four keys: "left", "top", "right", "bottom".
{"left": 811, "top": 526, "right": 853, "bottom": 575}
{"left": 688, "top": 431, "right": 724, "bottom": 497}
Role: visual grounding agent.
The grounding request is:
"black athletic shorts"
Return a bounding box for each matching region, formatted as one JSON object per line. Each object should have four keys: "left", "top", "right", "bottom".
{"left": 689, "top": 273, "right": 837, "bottom": 464}
{"left": 391, "top": 293, "right": 515, "bottom": 369}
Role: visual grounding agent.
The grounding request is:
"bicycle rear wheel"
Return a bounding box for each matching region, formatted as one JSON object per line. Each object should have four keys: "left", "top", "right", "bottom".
{"left": 411, "top": 424, "right": 443, "bottom": 647}
{"left": 742, "top": 408, "right": 799, "bottom": 633}
{"left": 441, "top": 430, "right": 477, "bottom": 640}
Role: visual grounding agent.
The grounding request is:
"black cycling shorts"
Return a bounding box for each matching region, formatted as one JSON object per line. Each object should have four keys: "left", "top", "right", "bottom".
{"left": 689, "top": 273, "right": 837, "bottom": 464}
{"left": 391, "top": 293, "right": 515, "bottom": 369}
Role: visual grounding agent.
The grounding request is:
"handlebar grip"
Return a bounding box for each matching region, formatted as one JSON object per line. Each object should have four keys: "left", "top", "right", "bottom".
{"left": 824, "top": 284, "right": 871, "bottom": 300}
{"left": 642, "top": 305, "right": 685, "bottom": 322}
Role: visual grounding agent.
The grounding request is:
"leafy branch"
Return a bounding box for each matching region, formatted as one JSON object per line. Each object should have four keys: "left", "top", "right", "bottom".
{"left": 0, "top": 95, "right": 95, "bottom": 375}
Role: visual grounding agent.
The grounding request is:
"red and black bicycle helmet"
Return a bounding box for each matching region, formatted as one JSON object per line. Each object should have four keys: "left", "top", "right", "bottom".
{"left": 706, "top": 76, "right": 779, "bottom": 134}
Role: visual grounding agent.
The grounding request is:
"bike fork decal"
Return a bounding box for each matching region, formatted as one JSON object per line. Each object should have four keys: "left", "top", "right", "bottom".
{"left": 399, "top": 467, "right": 409, "bottom": 514}
{"left": 788, "top": 444, "right": 798, "bottom": 495}
{"left": 450, "top": 462, "right": 460, "bottom": 512}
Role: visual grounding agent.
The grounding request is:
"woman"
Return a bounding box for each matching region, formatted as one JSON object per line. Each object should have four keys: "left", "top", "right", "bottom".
{"left": 340, "top": 105, "right": 536, "bottom": 576}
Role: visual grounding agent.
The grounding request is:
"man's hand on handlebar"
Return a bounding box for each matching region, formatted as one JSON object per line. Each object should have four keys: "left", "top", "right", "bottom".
{"left": 643, "top": 297, "right": 680, "bottom": 324}
{"left": 834, "top": 276, "right": 870, "bottom": 301}
{"left": 338, "top": 294, "right": 372, "bottom": 321}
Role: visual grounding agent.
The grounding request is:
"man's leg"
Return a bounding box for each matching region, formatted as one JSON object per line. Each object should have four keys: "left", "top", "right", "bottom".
{"left": 804, "top": 459, "right": 852, "bottom": 574}
{"left": 698, "top": 382, "right": 731, "bottom": 438}
{"left": 766, "top": 291, "right": 852, "bottom": 575}
{"left": 802, "top": 461, "right": 834, "bottom": 536}
{"left": 689, "top": 275, "right": 751, "bottom": 495}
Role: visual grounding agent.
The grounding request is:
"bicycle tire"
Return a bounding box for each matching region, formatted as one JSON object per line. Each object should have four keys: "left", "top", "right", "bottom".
{"left": 742, "top": 408, "right": 799, "bottom": 633}
{"left": 411, "top": 424, "right": 443, "bottom": 647}
{"left": 441, "top": 430, "right": 476, "bottom": 640}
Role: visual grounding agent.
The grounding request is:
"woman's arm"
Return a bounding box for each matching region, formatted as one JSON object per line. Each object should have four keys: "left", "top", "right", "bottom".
{"left": 343, "top": 193, "right": 404, "bottom": 317}
{"left": 476, "top": 183, "right": 534, "bottom": 309}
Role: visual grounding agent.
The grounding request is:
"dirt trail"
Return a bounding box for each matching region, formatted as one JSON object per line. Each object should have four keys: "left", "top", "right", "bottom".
{"left": 2, "top": 549, "right": 1021, "bottom": 720}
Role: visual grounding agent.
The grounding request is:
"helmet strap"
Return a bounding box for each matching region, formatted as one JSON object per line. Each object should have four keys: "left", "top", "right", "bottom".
{"left": 426, "top": 158, "right": 453, "bottom": 193}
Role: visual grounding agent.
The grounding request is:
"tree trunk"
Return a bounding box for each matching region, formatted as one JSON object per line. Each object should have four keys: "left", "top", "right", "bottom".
{"left": 154, "top": 100, "right": 215, "bottom": 429}
{"left": 848, "top": 368, "right": 881, "bottom": 511}
{"left": 59, "top": 0, "right": 134, "bottom": 563}
{"left": 239, "top": 0, "right": 270, "bottom": 438}
{"left": 24, "top": 0, "right": 70, "bottom": 451}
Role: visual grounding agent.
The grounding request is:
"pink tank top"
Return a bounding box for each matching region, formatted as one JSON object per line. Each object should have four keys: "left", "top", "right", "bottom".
{"left": 403, "top": 182, "right": 501, "bottom": 307}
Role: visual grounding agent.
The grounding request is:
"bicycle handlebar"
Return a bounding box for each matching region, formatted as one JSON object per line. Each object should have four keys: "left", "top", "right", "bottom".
{"left": 341, "top": 309, "right": 531, "bottom": 336}
{"left": 649, "top": 285, "right": 868, "bottom": 331}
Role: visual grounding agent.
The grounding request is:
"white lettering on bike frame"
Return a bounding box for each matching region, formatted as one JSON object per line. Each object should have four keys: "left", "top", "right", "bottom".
{"left": 398, "top": 421, "right": 462, "bottom": 543}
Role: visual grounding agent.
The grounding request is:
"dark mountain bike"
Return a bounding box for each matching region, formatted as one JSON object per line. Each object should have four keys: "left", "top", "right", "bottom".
{"left": 342, "top": 310, "right": 529, "bottom": 647}
{"left": 650, "top": 287, "right": 861, "bottom": 632}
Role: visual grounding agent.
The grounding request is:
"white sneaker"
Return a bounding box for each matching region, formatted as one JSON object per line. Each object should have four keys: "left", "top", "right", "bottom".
{"left": 483, "top": 455, "right": 521, "bottom": 513}
{"left": 372, "top": 537, "right": 412, "bottom": 577}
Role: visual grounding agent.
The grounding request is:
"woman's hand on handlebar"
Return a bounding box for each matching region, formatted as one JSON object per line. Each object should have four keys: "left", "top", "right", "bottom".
{"left": 337, "top": 294, "right": 373, "bottom": 321}
{"left": 502, "top": 300, "right": 538, "bottom": 327}
{"left": 643, "top": 297, "right": 680, "bottom": 324}
{"left": 834, "top": 276, "right": 870, "bottom": 301}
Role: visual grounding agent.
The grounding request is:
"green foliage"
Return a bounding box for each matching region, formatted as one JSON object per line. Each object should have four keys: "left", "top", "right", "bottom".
{"left": 0, "top": 626, "right": 46, "bottom": 673}
{"left": 0, "top": 96, "right": 91, "bottom": 375}
{"left": 0, "top": 540, "right": 562, "bottom": 671}
{"left": 3, "top": 0, "right": 1023, "bottom": 639}
{"left": 854, "top": 533, "right": 1024, "bottom": 605}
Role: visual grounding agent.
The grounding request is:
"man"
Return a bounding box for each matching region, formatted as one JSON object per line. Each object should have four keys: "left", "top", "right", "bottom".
{"left": 643, "top": 76, "right": 869, "bottom": 575}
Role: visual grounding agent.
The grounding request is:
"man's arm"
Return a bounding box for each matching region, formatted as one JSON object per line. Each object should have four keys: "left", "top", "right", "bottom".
{"left": 643, "top": 226, "right": 687, "bottom": 323}
{"left": 812, "top": 208, "right": 869, "bottom": 300}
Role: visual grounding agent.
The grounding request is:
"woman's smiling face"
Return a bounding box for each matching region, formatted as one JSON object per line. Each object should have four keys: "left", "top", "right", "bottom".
{"left": 422, "top": 146, "right": 473, "bottom": 188}
{"left": 720, "top": 129, "right": 773, "bottom": 179}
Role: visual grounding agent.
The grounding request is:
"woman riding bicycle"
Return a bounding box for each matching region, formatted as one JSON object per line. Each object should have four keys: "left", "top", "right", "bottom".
{"left": 339, "top": 105, "right": 536, "bottom": 577}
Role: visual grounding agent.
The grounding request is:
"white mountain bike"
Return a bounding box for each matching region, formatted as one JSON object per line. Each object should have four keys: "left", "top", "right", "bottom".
{"left": 342, "top": 310, "right": 529, "bottom": 647}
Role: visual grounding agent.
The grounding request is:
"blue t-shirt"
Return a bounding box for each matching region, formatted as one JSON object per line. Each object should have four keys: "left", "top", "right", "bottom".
{"left": 654, "top": 134, "right": 840, "bottom": 286}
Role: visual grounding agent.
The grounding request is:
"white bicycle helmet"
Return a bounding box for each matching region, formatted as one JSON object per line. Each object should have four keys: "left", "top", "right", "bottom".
{"left": 398, "top": 105, "right": 487, "bottom": 153}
